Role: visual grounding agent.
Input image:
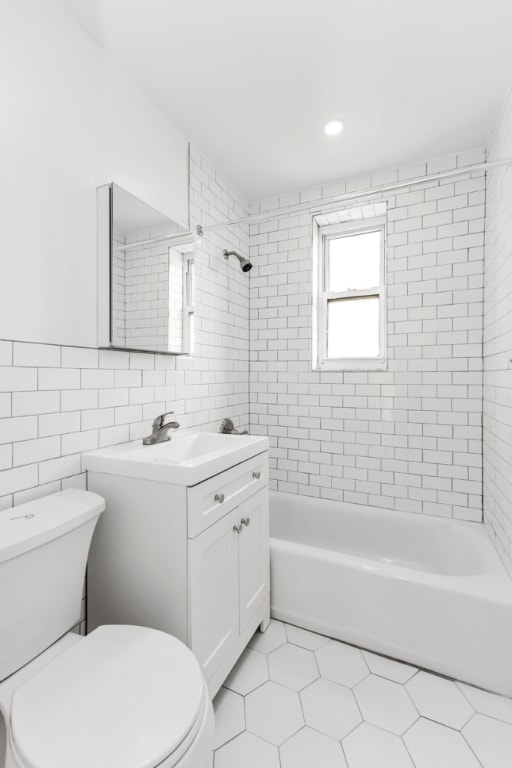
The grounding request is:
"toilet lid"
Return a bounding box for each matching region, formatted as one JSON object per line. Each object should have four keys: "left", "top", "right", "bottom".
{"left": 10, "top": 625, "right": 205, "bottom": 768}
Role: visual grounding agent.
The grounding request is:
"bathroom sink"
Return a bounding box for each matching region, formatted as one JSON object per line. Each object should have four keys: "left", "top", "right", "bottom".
{"left": 84, "top": 431, "right": 269, "bottom": 486}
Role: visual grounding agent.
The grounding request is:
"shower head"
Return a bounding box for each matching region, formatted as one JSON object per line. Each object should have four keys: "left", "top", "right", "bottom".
{"left": 223, "top": 249, "right": 253, "bottom": 273}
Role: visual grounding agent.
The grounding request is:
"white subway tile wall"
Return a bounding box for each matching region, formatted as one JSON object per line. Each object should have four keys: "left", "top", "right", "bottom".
{"left": 124, "top": 242, "right": 171, "bottom": 351}
{"left": 484, "top": 86, "right": 512, "bottom": 576}
{"left": 249, "top": 149, "right": 485, "bottom": 521}
{"left": 0, "top": 145, "right": 250, "bottom": 511}
{"left": 0, "top": 145, "right": 488, "bottom": 527}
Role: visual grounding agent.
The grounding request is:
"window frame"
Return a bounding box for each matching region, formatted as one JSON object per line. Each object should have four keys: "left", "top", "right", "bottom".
{"left": 168, "top": 243, "right": 194, "bottom": 355}
{"left": 183, "top": 253, "right": 195, "bottom": 355}
{"left": 313, "top": 216, "right": 387, "bottom": 371}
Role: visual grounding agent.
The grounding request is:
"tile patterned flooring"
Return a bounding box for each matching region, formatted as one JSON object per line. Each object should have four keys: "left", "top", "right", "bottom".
{"left": 212, "top": 621, "right": 512, "bottom": 768}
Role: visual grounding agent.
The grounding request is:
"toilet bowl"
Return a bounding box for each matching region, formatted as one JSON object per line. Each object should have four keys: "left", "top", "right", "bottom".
{"left": 0, "top": 490, "right": 214, "bottom": 768}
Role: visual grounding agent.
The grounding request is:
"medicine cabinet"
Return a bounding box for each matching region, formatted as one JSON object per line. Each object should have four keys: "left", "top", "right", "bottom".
{"left": 97, "top": 183, "right": 194, "bottom": 355}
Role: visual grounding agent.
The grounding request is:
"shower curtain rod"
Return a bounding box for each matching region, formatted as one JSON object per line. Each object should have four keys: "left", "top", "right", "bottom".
{"left": 116, "top": 156, "right": 512, "bottom": 252}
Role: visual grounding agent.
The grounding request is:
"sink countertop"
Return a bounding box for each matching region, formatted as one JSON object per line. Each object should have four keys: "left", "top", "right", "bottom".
{"left": 83, "top": 431, "right": 269, "bottom": 486}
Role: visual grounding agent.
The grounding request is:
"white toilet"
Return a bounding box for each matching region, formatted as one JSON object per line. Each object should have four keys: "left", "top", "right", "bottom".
{"left": 0, "top": 489, "right": 214, "bottom": 768}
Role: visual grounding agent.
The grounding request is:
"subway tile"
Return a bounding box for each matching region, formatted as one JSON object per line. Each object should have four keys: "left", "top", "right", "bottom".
{"left": 0, "top": 341, "right": 13, "bottom": 366}
{"left": 0, "top": 393, "right": 11, "bottom": 418}
{"left": 39, "top": 455, "right": 81, "bottom": 484}
{"left": 61, "top": 346, "right": 99, "bottom": 368}
{"left": 39, "top": 411, "right": 81, "bottom": 437}
{"left": 130, "top": 352, "right": 154, "bottom": 369}
{"left": 0, "top": 145, "right": 487, "bottom": 527}
{"left": 115, "top": 370, "right": 142, "bottom": 388}
{"left": 0, "top": 367, "right": 37, "bottom": 392}
{"left": 0, "top": 495, "right": 13, "bottom": 511}
{"left": 0, "top": 416, "right": 38, "bottom": 444}
{"left": 13, "top": 480, "right": 62, "bottom": 506}
{"left": 13, "top": 436, "right": 61, "bottom": 467}
{"left": 99, "top": 388, "right": 129, "bottom": 408}
{"left": 99, "top": 349, "right": 130, "bottom": 369}
{"left": 115, "top": 405, "right": 143, "bottom": 425}
{"left": 38, "top": 368, "right": 80, "bottom": 390}
{"left": 81, "top": 369, "right": 114, "bottom": 389}
{"left": 246, "top": 148, "right": 485, "bottom": 523}
{"left": 13, "top": 342, "right": 60, "bottom": 367}
{"left": 61, "top": 389, "right": 98, "bottom": 411}
{"left": 81, "top": 408, "right": 115, "bottom": 430}
{"left": 0, "top": 464, "right": 38, "bottom": 496}
{"left": 0, "top": 444, "right": 13, "bottom": 471}
{"left": 61, "top": 430, "right": 99, "bottom": 456}
{"left": 142, "top": 370, "right": 166, "bottom": 387}
{"left": 483, "top": 93, "right": 512, "bottom": 574}
{"left": 62, "top": 473, "right": 87, "bottom": 491}
{"left": 129, "top": 387, "right": 155, "bottom": 405}
{"left": 12, "top": 391, "right": 60, "bottom": 416}
{"left": 99, "top": 425, "right": 130, "bottom": 447}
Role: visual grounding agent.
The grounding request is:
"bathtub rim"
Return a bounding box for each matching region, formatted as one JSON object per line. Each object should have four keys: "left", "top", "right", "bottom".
{"left": 270, "top": 489, "right": 506, "bottom": 580}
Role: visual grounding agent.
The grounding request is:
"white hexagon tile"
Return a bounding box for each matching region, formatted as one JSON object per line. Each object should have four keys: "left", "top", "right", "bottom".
{"left": 212, "top": 620, "right": 512, "bottom": 767}
{"left": 245, "top": 681, "right": 304, "bottom": 745}
{"left": 316, "top": 640, "right": 369, "bottom": 688}
{"left": 267, "top": 643, "right": 319, "bottom": 690}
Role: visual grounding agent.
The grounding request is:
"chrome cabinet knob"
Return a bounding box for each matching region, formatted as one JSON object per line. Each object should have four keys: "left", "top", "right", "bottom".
{"left": 214, "top": 493, "right": 225, "bottom": 504}
{"left": 252, "top": 471, "right": 261, "bottom": 480}
{"left": 233, "top": 523, "right": 242, "bottom": 534}
{"left": 241, "top": 517, "right": 250, "bottom": 527}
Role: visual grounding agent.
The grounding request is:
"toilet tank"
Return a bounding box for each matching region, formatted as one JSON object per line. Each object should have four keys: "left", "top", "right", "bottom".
{"left": 0, "top": 490, "right": 105, "bottom": 681}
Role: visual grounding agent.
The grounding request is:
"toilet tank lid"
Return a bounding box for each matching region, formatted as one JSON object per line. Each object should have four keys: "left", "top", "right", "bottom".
{"left": 0, "top": 490, "right": 105, "bottom": 564}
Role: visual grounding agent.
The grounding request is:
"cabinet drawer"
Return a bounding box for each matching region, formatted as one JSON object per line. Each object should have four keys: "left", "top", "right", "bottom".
{"left": 187, "top": 452, "right": 267, "bottom": 538}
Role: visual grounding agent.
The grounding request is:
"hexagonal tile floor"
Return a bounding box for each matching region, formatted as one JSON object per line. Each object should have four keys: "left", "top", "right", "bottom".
{"left": 213, "top": 620, "right": 512, "bottom": 767}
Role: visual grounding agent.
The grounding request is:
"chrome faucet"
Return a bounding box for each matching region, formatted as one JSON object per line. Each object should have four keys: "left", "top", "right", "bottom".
{"left": 219, "top": 418, "right": 248, "bottom": 435}
{"left": 142, "top": 412, "right": 180, "bottom": 445}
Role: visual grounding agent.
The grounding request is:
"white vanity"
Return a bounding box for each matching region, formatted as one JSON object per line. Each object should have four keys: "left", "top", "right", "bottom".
{"left": 84, "top": 432, "right": 270, "bottom": 697}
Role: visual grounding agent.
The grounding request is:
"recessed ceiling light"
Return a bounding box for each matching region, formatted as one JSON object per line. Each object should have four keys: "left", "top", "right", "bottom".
{"left": 324, "top": 119, "right": 344, "bottom": 137}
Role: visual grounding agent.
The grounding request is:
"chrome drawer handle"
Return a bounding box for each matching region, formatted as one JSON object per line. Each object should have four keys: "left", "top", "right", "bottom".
{"left": 241, "top": 517, "right": 250, "bottom": 527}
{"left": 233, "top": 523, "right": 242, "bottom": 534}
{"left": 252, "top": 471, "right": 261, "bottom": 480}
{"left": 215, "top": 493, "right": 225, "bottom": 504}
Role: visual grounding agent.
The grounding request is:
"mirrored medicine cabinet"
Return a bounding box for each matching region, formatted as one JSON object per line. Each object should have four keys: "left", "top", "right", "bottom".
{"left": 97, "top": 183, "right": 194, "bottom": 355}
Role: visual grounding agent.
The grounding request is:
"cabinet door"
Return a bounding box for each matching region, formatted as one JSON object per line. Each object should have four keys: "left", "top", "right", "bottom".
{"left": 237, "top": 490, "right": 269, "bottom": 635}
{"left": 188, "top": 507, "right": 239, "bottom": 681}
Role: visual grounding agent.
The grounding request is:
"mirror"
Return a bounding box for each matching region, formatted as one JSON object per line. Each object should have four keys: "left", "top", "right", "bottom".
{"left": 98, "top": 183, "right": 194, "bottom": 355}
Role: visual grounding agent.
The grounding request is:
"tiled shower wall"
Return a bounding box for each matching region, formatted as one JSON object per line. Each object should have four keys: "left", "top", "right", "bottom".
{"left": 483, "top": 86, "right": 512, "bottom": 576}
{"left": 0, "top": 145, "right": 488, "bottom": 525}
{"left": 249, "top": 149, "right": 485, "bottom": 522}
{"left": 0, "top": 145, "right": 250, "bottom": 509}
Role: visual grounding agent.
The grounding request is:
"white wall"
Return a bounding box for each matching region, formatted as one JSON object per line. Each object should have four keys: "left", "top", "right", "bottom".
{"left": 0, "top": 145, "right": 250, "bottom": 510}
{"left": 249, "top": 150, "right": 485, "bottom": 522}
{"left": 0, "top": 0, "right": 189, "bottom": 348}
{"left": 483, "top": 86, "right": 512, "bottom": 576}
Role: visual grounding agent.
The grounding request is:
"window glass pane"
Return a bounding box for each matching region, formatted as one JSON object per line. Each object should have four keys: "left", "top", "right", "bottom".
{"left": 327, "top": 296, "right": 380, "bottom": 358}
{"left": 328, "top": 230, "right": 381, "bottom": 291}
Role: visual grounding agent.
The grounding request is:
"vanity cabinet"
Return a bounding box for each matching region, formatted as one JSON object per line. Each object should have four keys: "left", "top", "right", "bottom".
{"left": 189, "top": 490, "right": 268, "bottom": 681}
{"left": 86, "top": 450, "right": 270, "bottom": 696}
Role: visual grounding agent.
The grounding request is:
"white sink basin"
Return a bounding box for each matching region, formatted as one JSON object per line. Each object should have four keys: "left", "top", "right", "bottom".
{"left": 84, "top": 431, "right": 269, "bottom": 486}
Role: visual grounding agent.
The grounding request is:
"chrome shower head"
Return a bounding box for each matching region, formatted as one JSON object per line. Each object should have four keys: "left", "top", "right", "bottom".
{"left": 223, "top": 249, "right": 253, "bottom": 273}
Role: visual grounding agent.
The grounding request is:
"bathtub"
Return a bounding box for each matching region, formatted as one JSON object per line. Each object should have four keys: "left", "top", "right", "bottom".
{"left": 270, "top": 491, "right": 512, "bottom": 697}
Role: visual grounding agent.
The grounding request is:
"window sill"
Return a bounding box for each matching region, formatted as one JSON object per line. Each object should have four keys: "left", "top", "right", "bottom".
{"left": 313, "top": 357, "right": 387, "bottom": 372}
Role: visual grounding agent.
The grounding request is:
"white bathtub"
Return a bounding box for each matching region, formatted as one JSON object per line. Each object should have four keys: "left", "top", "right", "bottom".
{"left": 270, "top": 491, "right": 512, "bottom": 697}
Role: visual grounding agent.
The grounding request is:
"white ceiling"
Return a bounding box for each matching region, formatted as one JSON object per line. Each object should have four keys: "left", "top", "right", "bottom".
{"left": 58, "top": 0, "right": 512, "bottom": 200}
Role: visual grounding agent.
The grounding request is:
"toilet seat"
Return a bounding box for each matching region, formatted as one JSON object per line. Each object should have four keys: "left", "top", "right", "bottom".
{"left": 10, "top": 625, "right": 207, "bottom": 768}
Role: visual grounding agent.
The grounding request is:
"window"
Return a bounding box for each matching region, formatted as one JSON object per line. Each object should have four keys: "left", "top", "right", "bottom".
{"left": 168, "top": 245, "right": 194, "bottom": 355}
{"left": 313, "top": 217, "right": 386, "bottom": 370}
{"left": 183, "top": 254, "right": 195, "bottom": 354}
